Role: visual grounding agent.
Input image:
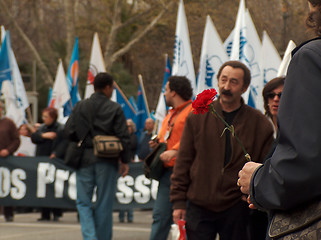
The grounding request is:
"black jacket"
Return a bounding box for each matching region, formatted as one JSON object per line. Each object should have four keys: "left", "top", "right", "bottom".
{"left": 31, "top": 121, "right": 67, "bottom": 158}
{"left": 250, "top": 37, "right": 321, "bottom": 211}
{"left": 65, "top": 92, "right": 130, "bottom": 167}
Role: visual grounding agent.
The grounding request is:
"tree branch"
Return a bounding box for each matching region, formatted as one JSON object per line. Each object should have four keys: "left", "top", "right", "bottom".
{"left": 104, "top": 0, "right": 122, "bottom": 71}
{"left": 105, "top": 1, "right": 174, "bottom": 71}
{"left": 0, "top": 0, "right": 53, "bottom": 87}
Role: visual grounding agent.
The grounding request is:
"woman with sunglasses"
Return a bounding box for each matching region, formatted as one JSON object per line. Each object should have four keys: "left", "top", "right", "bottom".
{"left": 262, "top": 77, "right": 285, "bottom": 138}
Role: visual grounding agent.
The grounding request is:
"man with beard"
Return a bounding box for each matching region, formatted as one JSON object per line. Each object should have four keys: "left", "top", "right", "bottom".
{"left": 170, "top": 61, "right": 274, "bottom": 240}
{"left": 149, "top": 76, "right": 193, "bottom": 240}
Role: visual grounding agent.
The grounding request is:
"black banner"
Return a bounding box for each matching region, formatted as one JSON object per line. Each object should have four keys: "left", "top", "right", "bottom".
{"left": 0, "top": 157, "right": 158, "bottom": 210}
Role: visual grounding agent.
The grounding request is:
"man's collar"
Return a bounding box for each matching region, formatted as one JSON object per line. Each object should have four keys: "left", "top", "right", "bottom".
{"left": 172, "top": 99, "right": 193, "bottom": 111}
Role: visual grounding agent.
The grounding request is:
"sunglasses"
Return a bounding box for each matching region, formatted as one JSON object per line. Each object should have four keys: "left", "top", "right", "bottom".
{"left": 267, "top": 92, "right": 282, "bottom": 99}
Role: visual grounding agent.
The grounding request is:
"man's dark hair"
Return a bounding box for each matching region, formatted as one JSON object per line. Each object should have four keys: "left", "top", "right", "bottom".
{"left": 217, "top": 61, "right": 251, "bottom": 89}
{"left": 306, "top": 0, "right": 321, "bottom": 36}
{"left": 168, "top": 76, "right": 193, "bottom": 101}
{"left": 94, "top": 72, "right": 114, "bottom": 91}
{"left": 262, "top": 76, "right": 285, "bottom": 118}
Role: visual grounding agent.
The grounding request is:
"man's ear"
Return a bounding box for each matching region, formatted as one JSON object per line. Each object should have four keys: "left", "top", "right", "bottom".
{"left": 242, "top": 84, "right": 249, "bottom": 94}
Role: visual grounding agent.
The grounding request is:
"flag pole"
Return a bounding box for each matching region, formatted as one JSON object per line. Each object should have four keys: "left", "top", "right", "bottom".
{"left": 26, "top": 106, "right": 34, "bottom": 125}
{"left": 138, "top": 74, "right": 150, "bottom": 117}
{"left": 113, "top": 81, "right": 136, "bottom": 114}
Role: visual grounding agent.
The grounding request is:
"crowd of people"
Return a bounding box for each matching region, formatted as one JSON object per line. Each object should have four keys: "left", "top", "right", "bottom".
{"left": 1, "top": 1, "right": 321, "bottom": 239}
{"left": 0, "top": 66, "right": 284, "bottom": 239}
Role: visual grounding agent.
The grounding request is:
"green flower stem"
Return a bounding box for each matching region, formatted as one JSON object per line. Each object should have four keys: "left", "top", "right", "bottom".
{"left": 209, "top": 104, "right": 251, "bottom": 162}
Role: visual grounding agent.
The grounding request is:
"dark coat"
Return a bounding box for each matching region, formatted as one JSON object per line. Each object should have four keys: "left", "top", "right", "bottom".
{"left": 170, "top": 99, "right": 274, "bottom": 212}
{"left": 250, "top": 37, "right": 321, "bottom": 211}
{"left": 31, "top": 121, "right": 67, "bottom": 158}
{"left": 64, "top": 92, "right": 130, "bottom": 167}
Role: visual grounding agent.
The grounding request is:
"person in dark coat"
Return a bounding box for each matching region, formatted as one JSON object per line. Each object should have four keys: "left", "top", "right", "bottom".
{"left": 238, "top": 1, "right": 321, "bottom": 239}
{"left": 31, "top": 107, "right": 67, "bottom": 221}
{"left": 0, "top": 101, "right": 20, "bottom": 222}
{"left": 65, "top": 72, "right": 130, "bottom": 240}
{"left": 137, "top": 118, "right": 154, "bottom": 161}
{"left": 118, "top": 119, "right": 137, "bottom": 223}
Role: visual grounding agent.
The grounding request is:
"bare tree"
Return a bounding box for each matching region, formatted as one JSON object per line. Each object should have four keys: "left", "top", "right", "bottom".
{"left": 103, "top": 0, "right": 175, "bottom": 71}
{"left": 0, "top": 0, "right": 54, "bottom": 86}
{"left": 64, "top": 0, "right": 76, "bottom": 64}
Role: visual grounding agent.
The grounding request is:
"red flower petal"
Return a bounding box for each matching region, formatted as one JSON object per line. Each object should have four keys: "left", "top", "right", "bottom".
{"left": 192, "top": 88, "right": 217, "bottom": 114}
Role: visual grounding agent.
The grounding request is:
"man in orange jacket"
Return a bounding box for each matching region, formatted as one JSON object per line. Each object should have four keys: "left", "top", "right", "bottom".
{"left": 149, "top": 76, "right": 193, "bottom": 240}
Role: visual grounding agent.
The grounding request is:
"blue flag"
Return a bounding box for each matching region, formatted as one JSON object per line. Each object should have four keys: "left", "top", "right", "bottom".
{"left": 0, "top": 32, "right": 11, "bottom": 91}
{"left": 163, "top": 56, "right": 172, "bottom": 89}
{"left": 135, "top": 82, "right": 149, "bottom": 139}
{"left": 162, "top": 56, "right": 171, "bottom": 109}
{"left": 129, "top": 96, "right": 138, "bottom": 112}
{"left": 47, "top": 87, "right": 53, "bottom": 107}
{"left": 115, "top": 87, "right": 136, "bottom": 120}
{"left": 64, "top": 37, "right": 80, "bottom": 116}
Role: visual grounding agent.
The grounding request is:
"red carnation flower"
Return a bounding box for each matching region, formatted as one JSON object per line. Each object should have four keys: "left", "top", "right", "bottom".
{"left": 192, "top": 88, "right": 217, "bottom": 114}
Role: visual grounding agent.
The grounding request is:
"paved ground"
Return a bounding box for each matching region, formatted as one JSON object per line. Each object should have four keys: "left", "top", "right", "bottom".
{"left": 0, "top": 210, "right": 154, "bottom": 240}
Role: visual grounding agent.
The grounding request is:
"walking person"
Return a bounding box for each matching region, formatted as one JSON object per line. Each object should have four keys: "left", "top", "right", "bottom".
{"left": 65, "top": 72, "right": 130, "bottom": 240}
{"left": 149, "top": 76, "right": 193, "bottom": 240}
{"left": 170, "top": 61, "right": 274, "bottom": 240}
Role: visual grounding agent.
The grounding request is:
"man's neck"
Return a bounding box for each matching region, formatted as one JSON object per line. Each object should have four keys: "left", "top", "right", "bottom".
{"left": 172, "top": 98, "right": 188, "bottom": 109}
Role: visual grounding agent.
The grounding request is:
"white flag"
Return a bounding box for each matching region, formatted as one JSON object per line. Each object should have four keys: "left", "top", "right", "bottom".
{"left": 2, "top": 27, "right": 29, "bottom": 111}
{"left": 172, "top": 0, "right": 196, "bottom": 95}
{"left": 228, "top": 1, "right": 262, "bottom": 109}
{"left": 49, "top": 60, "right": 70, "bottom": 109}
{"left": 84, "top": 32, "right": 107, "bottom": 99}
{"left": 255, "top": 30, "right": 282, "bottom": 112}
{"left": 2, "top": 81, "right": 25, "bottom": 126}
{"left": 230, "top": 0, "right": 246, "bottom": 61}
{"left": 1, "top": 30, "right": 26, "bottom": 126}
{"left": 261, "top": 31, "right": 282, "bottom": 84}
{"left": 223, "top": 29, "right": 234, "bottom": 58}
{"left": 277, "top": 40, "right": 296, "bottom": 77}
{"left": 196, "top": 15, "right": 228, "bottom": 95}
{"left": 11, "top": 49, "right": 29, "bottom": 111}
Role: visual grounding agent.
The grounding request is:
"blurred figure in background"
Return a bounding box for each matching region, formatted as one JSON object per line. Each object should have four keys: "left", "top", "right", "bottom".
{"left": 137, "top": 118, "right": 154, "bottom": 161}
{"left": 126, "top": 119, "right": 138, "bottom": 162}
{"left": 31, "top": 107, "right": 67, "bottom": 221}
{"left": 119, "top": 119, "right": 137, "bottom": 223}
{"left": 0, "top": 101, "right": 20, "bottom": 222}
{"left": 262, "top": 77, "right": 285, "bottom": 138}
{"left": 14, "top": 124, "right": 36, "bottom": 157}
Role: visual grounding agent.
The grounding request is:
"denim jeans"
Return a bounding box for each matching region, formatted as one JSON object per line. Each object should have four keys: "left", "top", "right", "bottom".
{"left": 76, "top": 161, "right": 118, "bottom": 240}
{"left": 150, "top": 168, "right": 173, "bottom": 240}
